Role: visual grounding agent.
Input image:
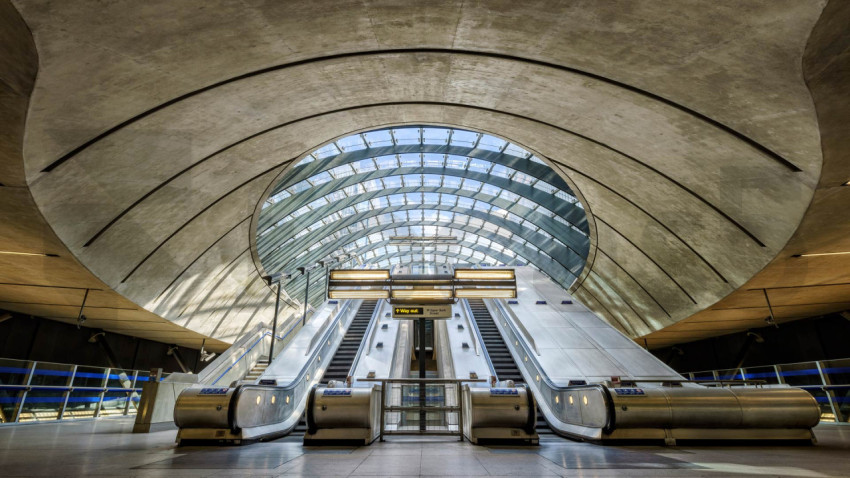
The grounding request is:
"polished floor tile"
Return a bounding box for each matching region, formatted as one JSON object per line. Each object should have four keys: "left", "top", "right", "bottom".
{"left": 0, "top": 418, "right": 849, "bottom": 477}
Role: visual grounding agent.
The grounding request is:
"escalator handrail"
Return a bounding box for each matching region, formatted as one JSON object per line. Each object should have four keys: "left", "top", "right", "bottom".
{"left": 462, "top": 298, "right": 498, "bottom": 381}
{"left": 228, "top": 299, "right": 359, "bottom": 427}
{"left": 491, "top": 297, "right": 614, "bottom": 433}
{"left": 347, "top": 300, "right": 383, "bottom": 379}
{"left": 490, "top": 298, "right": 568, "bottom": 392}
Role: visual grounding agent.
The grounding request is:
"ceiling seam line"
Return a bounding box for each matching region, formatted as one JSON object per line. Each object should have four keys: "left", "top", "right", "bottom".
{"left": 594, "top": 216, "right": 699, "bottom": 305}
{"left": 40, "top": 48, "right": 800, "bottom": 173}
{"left": 553, "top": 160, "right": 729, "bottom": 285}
{"left": 120, "top": 164, "right": 283, "bottom": 284}
{"left": 594, "top": 248, "right": 673, "bottom": 318}
{"left": 155, "top": 215, "right": 253, "bottom": 299}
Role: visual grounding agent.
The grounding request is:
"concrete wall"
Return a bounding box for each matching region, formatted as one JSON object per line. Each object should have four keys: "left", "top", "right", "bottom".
{"left": 0, "top": 1, "right": 844, "bottom": 349}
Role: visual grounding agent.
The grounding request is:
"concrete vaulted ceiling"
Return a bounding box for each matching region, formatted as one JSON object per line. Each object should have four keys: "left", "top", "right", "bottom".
{"left": 1, "top": 0, "right": 848, "bottom": 350}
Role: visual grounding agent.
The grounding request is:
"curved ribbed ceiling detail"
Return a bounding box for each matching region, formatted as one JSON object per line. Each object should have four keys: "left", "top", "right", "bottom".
{"left": 256, "top": 125, "right": 590, "bottom": 302}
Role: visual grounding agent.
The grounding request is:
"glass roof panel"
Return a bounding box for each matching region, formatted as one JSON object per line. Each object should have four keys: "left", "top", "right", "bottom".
{"left": 258, "top": 125, "right": 588, "bottom": 293}
{"left": 363, "top": 130, "right": 393, "bottom": 147}
{"left": 450, "top": 130, "right": 479, "bottom": 147}
{"left": 478, "top": 134, "right": 507, "bottom": 152}
{"left": 336, "top": 135, "right": 367, "bottom": 152}
{"left": 392, "top": 128, "right": 420, "bottom": 145}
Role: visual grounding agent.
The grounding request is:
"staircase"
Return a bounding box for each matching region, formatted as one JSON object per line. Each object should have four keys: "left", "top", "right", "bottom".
{"left": 468, "top": 299, "right": 552, "bottom": 436}
{"left": 243, "top": 356, "right": 269, "bottom": 383}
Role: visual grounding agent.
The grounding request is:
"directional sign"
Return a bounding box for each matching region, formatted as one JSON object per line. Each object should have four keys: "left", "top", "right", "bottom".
{"left": 392, "top": 304, "right": 452, "bottom": 319}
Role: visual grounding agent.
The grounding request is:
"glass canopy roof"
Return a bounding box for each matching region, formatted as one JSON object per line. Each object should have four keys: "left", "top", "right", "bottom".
{"left": 256, "top": 126, "right": 590, "bottom": 305}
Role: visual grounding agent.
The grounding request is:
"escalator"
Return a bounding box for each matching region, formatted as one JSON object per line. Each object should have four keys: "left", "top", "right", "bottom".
{"left": 321, "top": 300, "right": 378, "bottom": 384}
{"left": 175, "top": 299, "right": 380, "bottom": 443}
{"left": 291, "top": 299, "right": 379, "bottom": 435}
{"left": 467, "top": 299, "right": 552, "bottom": 436}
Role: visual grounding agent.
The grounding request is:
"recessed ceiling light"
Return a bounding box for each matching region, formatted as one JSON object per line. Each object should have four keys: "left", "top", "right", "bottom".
{"left": 793, "top": 251, "right": 850, "bottom": 258}
{"left": 0, "top": 251, "right": 58, "bottom": 257}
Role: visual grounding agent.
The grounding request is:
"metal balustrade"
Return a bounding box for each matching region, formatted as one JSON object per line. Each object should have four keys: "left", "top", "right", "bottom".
{"left": 0, "top": 358, "right": 153, "bottom": 423}
{"left": 686, "top": 358, "right": 850, "bottom": 423}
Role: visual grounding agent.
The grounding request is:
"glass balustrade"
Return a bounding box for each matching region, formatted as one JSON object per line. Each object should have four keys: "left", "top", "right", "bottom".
{"left": 687, "top": 358, "right": 850, "bottom": 423}
{"left": 0, "top": 358, "right": 151, "bottom": 424}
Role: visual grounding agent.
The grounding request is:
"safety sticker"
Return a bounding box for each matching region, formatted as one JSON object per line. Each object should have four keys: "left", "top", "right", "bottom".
{"left": 199, "top": 388, "right": 229, "bottom": 395}
{"left": 613, "top": 388, "right": 645, "bottom": 396}
{"left": 323, "top": 389, "right": 353, "bottom": 396}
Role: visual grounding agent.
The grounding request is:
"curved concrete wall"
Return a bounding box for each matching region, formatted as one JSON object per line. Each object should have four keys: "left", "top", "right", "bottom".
{"left": 2, "top": 1, "right": 839, "bottom": 346}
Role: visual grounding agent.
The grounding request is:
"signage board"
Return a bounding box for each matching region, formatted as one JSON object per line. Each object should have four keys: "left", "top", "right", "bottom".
{"left": 392, "top": 304, "right": 452, "bottom": 319}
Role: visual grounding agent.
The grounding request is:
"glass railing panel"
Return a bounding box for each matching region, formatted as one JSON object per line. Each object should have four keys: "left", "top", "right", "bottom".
{"left": 62, "top": 390, "right": 101, "bottom": 419}
{"left": 17, "top": 389, "right": 65, "bottom": 422}
{"left": 777, "top": 362, "right": 823, "bottom": 387}
{"left": 741, "top": 365, "right": 780, "bottom": 384}
{"left": 72, "top": 366, "right": 107, "bottom": 388}
{"left": 31, "top": 362, "right": 74, "bottom": 387}
{"left": 99, "top": 391, "right": 132, "bottom": 417}
{"left": 106, "top": 369, "right": 134, "bottom": 389}
{"left": 715, "top": 368, "right": 742, "bottom": 381}
{"left": 799, "top": 387, "right": 835, "bottom": 421}
{"left": 0, "top": 389, "right": 21, "bottom": 423}
{"left": 0, "top": 358, "right": 32, "bottom": 386}
{"left": 690, "top": 371, "right": 715, "bottom": 381}
{"left": 821, "top": 358, "right": 850, "bottom": 385}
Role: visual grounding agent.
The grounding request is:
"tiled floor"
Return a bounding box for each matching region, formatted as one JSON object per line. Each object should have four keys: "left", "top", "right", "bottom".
{"left": 0, "top": 419, "right": 849, "bottom": 477}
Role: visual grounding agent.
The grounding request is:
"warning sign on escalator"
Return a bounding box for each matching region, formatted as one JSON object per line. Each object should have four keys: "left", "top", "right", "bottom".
{"left": 392, "top": 305, "right": 451, "bottom": 319}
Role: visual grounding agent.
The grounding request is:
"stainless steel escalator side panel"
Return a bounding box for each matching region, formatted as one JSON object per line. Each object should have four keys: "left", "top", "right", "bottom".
{"left": 730, "top": 386, "right": 821, "bottom": 429}
{"left": 173, "top": 387, "right": 235, "bottom": 429}
{"left": 484, "top": 297, "right": 822, "bottom": 443}
{"left": 303, "top": 384, "right": 382, "bottom": 445}
{"left": 174, "top": 299, "right": 360, "bottom": 443}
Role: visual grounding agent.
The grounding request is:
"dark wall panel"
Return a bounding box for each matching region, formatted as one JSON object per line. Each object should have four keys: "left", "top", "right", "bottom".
{"left": 0, "top": 311, "right": 206, "bottom": 373}
{"left": 653, "top": 313, "right": 850, "bottom": 373}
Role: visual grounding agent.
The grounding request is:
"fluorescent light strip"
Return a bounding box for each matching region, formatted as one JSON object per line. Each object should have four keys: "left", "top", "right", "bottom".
{"left": 455, "top": 288, "right": 517, "bottom": 299}
{"left": 454, "top": 269, "right": 515, "bottom": 280}
{"left": 328, "top": 289, "right": 390, "bottom": 299}
{"left": 391, "top": 289, "right": 453, "bottom": 299}
{"left": 0, "top": 251, "right": 58, "bottom": 257}
{"left": 329, "top": 269, "right": 390, "bottom": 281}
{"left": 794, "top": 251, "right": 850, "bottom": 258}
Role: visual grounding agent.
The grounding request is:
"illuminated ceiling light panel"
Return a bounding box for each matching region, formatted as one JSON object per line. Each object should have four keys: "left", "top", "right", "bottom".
{"left": 455, "top": 288, "right": 517, "bottom": 299}
{"left": 793, "top": 251, "right": 850, "bottom": 258}
{"left": 391, "top": 289, "right": 453, "bottom": 299}
{"left": 329, "top": 269, "right": 390, "bottom": 281}
{"left": 454, "top": 269, "right": 515, "bottom": 280}
{"left": 328, "top": 289, "right": 390, "bottom": 299}
{"left": 0, "top": 251, "right": 58, "bottom": 257}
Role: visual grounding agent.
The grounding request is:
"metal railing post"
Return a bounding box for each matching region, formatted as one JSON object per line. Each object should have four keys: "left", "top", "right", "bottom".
{"left": 457, "top": 383, "right": 464, "bottom": 441}
{"left": 269, "top": 282, "right": 282, "bottom": 365}
{"left": 59, "top": 365, "right": 77, "bottom": 420}
{"left": 379, "top": 380, "right": 386, "bottom": 442}
{"left": 816, "top": 361, "right": 841, "bottom": 423}
{"left": 94, "top": 368, "right": 110, "bottom": 418}
{"left": 13, "top": 361, "right": 37, "bottom": 423}
{"left": 124, "top": 370, "right": 138, "bottom": 415}
{"left": 774, "top": 365, "right": 784, "bottom": 384}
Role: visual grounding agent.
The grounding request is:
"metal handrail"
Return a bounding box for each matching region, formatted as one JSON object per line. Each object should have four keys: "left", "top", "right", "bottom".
{"left": 0, "top": 359, "right": 146, "bottom": 424}
{"left": 305, "top": 302, "right": 345, "bottom": 355}
{"left": 199, "top": 321, "right": 268, "bottom": 383}
{"left": 359, "top": 300, "right": 383, "bottom": 359}
{"left": 459, "top": 300, "right": 479, "bottom": 356}
{"left": 210, "top": 315, "right": 301, "bottom": 386}
{"left": 462, "top": 299, "right": 496, "bottom": 379}
{"left": 228, "top": 299, "right": 358, "bottom": 429}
